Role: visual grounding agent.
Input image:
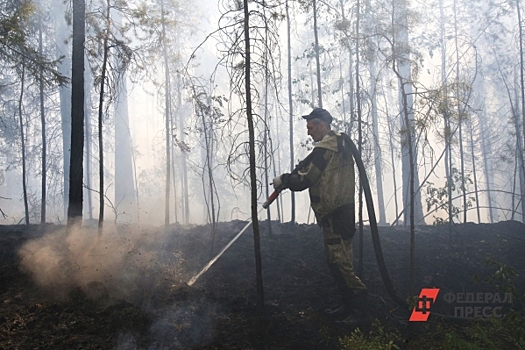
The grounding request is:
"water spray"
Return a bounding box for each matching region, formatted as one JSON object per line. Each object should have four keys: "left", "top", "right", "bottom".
{"left": 186, "top": 217, "right": 254, "bottom": 287}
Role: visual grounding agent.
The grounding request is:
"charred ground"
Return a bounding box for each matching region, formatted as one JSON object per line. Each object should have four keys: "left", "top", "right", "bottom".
{"left": 1, "top": 220, "right": 524, "bottom": 349}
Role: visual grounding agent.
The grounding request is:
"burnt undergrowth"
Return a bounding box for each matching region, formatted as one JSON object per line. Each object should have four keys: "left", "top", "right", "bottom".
{"left": 0, "top": 220, "right": 524, "bottom": 349}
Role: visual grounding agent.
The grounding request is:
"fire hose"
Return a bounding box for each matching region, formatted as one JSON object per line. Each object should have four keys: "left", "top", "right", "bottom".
{"left": 341, "top": 133, "right": 407, "bottom": 309}
{"left": 186, "top": 134, "right": 408, "bottom": 310}
{"left": 260, "top": 134, "right": 407, "bottom": 309}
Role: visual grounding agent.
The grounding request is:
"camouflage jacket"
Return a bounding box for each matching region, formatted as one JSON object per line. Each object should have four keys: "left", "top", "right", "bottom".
{"left": 285, "top": 130, "right": 355, "bottom": 223}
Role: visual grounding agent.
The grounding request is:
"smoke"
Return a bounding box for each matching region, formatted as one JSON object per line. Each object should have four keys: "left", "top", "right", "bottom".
{"left": 115, "top": 301, "right": 221, "bottom": 350}
{"left": 146, "top": 303, "right": 222, "bottom": 349}
{"left": 17, "top": 223, "right": 227, "bottom": 348}
{"left": 17, "top": 223, "right": 183, "bottom": 303}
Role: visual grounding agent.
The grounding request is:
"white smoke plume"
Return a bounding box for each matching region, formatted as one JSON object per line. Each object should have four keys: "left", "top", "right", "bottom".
{"left": 17, "top": 223, "right": 186, "bottom": 303}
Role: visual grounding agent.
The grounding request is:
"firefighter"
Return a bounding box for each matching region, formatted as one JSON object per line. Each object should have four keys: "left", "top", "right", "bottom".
{"left": 273, "top": 108, "right": 367, "bottom": 323}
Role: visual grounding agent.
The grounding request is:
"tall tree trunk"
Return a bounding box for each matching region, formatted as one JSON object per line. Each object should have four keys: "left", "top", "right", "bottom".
{"left": 387, "top": 109, "right": 399, "bottom": 222}
{"left": 55, "top": 10, "right": 72, "bottom": 221}
{"left": 514, "top": 101, "right": 525, "bottom": 220}
{"left": 512, "top": 148, "right": 525, "bottom": 222}
{"left": 263, "top": 12, "right": 272, "bottom": 236}
{"left": 510, "top": 84, "right": 525, "bottom": 221}
{"left": 338, "top": 0, "right": 355, "bottom": 132}
{"left": 271, "top": 126, "right": 283, "bottom": 223}
{"left": 114, "top": 11, "right": 136, "bottom": 223}
{"left": 286, "top": 0, "right": 295, "bottom": 224}
{"left": 171, "top": 142, "right": 178, "bottom": 223}
{"left": 476, "top": 83, "right": 495, "bottom": 223}
{"left": 243, "top": 0, "right": 264, "bottom": 312}
{"left": 67, "top": 0, "right": 85, "bottom": 226}
{"left": 179, "top": 76, "right": 190, "bottom": 224}
{"left": 517, "top": 0, "right": 525, "bottom": 222}
{"left": 313, "top": 0, "right": 322, "bottom": 107}
{"left": 200, "top": 96, "right": 217, "bottom": 254}
{"left": 453, "top": 0, "right": 467, "bottom": 223}
{"left": 97, "top": 0, "right": 110, "bottom": 231}
{"left": 440, "top": 0, "right": 453, "bottom": 229}
{"left": 396, "top": 0, "right": 424, "bottom": 227}
{"left": 161, "top": 0, "right": 171, "bottom": 227}
{"left": 394, "top": 0, "right": 416, "bottom": 296}
{"left": 114, "top": 79, "right": 136, "bottom": 222}
{"left": 356, "top": 0, "right": 364, "bottom": 278}
{"left": 499, "top": 62, "right": 522, "bottom": 221}
{"left": 18, "top": 63, "right": 29, "bottom": 225}
{"left": 399, "top": 78, "right": 416, "bottom": 297}
{"left": 468, "top": 121, "right": 480, "bottom": 223}
{"left": 263, "top": 13, "right": 271, "bottom": 207}
{"left": 369, "top": 41, "right": 387, "bottom": 225}
{"left": 39, "top": 18, "right": 47, "bottom": 224}
{"left": 512, "top": 145, "right": 519, "bottom": 220}
{"left": 84, "top": 64, "right": 94, "bottom": 220}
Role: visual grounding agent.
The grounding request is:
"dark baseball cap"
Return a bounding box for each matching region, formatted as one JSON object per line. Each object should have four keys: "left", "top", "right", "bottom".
{"left": 302, "top": 108, "right": 333, "bottom": 124}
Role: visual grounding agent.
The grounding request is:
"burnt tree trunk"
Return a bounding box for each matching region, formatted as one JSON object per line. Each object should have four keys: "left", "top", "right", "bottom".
{"left": 243, "top": 0, "right": 264, "bottom": 312}
{"left": 67, "top": 0, "right": 85, "bottom": 226}
{"left": 18, "top": 63, "right": 29, "bottom": 225}
{"left": 286, "top": 0, "right": 295, "bottom": 223}
{"left": 97, "top": 1, "right": 111, "bottom": 231}
{"left": 39, "top": 18, "right": 47, "bottom": 224}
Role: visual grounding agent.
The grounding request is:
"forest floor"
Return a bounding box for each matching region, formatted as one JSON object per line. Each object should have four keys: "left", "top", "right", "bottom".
{"left": 0, "top": 219, "right": 525, "bottom": 349}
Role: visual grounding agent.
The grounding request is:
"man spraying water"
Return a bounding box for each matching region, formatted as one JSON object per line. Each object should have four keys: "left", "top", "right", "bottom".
{"left": 273, "top": 108, "right": 368, "bottom": 323}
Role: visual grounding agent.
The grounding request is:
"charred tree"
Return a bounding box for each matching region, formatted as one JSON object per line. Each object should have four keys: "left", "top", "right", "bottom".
{"left": 84, "top": 64, "right": 94, "bottom": 220}
{"left": 38, "top": 17, "right": 47, "bottom": 224}
{"left": 55, "top": 8, "right": 72, "bottom": 221}
{"left": 67, "top": 0, "right": 85, "bottom": 226}
{"left": 96, "top": 0, "right": 112, "bottom": 231}
{"left": 518, "top": 0, "right": 525, "bottom": 222}
{"left": 18, "top": 62, "right": 29, "bottom": 225}
{"left": 355, "top": 0, "right": 364, "bottom": 278}
{"left": 263, "top": 10, "right": 272, "bottom": 236}
{"left": 286, "top": 0, "right": 295, "bottom": 223}
{"left": 243, "top": 0, "right": 264, "bottom": 312}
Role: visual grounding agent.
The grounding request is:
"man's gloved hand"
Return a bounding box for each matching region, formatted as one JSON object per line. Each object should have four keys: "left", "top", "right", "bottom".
{"left": 272, "top": 175, "right": 286, "bottom": 191}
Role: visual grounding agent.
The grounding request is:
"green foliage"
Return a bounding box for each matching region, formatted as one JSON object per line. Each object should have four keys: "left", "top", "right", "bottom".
{"left": 425, "top": 167, "right": 476, "bottom": 225}
{"left": 339, "top": 319, "right": 401, "bottom": 350}
{"left": 416, "top": 312, "right": 525, "bottom": 349}
{"left": 0, "top": 0, "right": 67, "bottom": 85}
{"left": 483, "top": 258, "right": 523, "bottom": 301}
{"left": 343, "top": 314, "right": 525, "bottom": 350}
{"left": 413, "top": 259, "right": 525, "bottom": 350}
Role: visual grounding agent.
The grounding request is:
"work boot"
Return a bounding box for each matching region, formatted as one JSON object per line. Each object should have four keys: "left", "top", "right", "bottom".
{"left": 337, "top": 290, "right": 368, "bottom": 324}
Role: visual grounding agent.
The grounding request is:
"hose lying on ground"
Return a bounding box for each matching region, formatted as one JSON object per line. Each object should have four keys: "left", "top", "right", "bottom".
{"left": 341, "top": 133, "right": 408, "bottom": 309}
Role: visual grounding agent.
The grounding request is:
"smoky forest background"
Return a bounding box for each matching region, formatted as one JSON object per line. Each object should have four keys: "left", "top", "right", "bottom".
{"left": 0, "top": 0, "right": 524, "bottom": 241}
{"left": 2, "top": 0, "right": 525, "bottom": 231}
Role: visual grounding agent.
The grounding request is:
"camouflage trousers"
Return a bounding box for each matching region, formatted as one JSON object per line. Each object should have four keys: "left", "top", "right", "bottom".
{"left": 321, "top": 214, "right": 366, "bottom": 300}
